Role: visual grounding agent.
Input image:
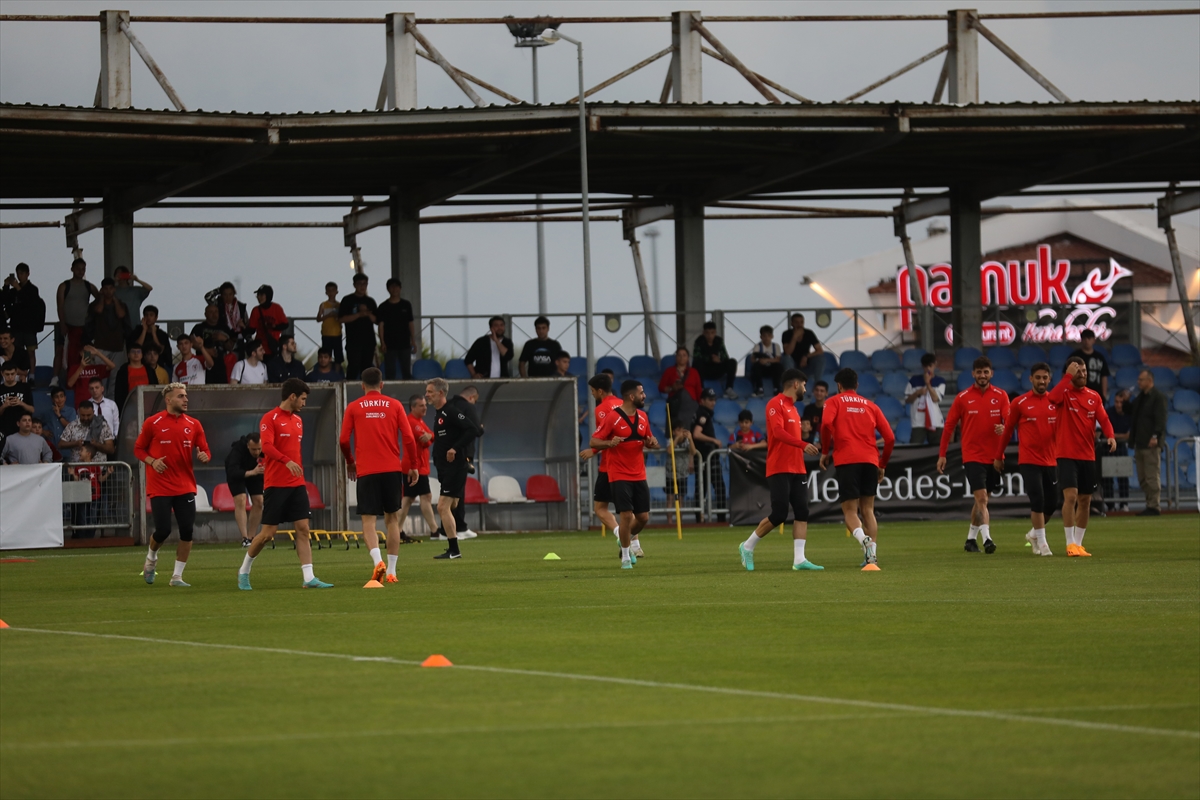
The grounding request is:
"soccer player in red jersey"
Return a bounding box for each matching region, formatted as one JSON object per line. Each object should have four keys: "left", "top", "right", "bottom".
{"left": 819, "top": 368, "right": 895, "bottom": 569}
{"left": 395, "top": 393, "right": 439, "bottom": 543}
{"left": 591, "top": 379, "right": 660, "bottom": 569}
{"left": 339, "top": 368, "right": 419, "bottom": 584}
{"left": 578, "top": 374, "right": 631, "bottom": 552}
{"left": 238, "top": 378, "right": 333, "bottom": 589}
{"left": 1048, "top": 357, "right": 1116, "bottom": 556}
{"left": 994, "top": 362, "right": 1060, "bottom": 556}
{"left": 937, "top": 355, "right": 1010, "bottom": 554}
{"left": 738, "top": 368, "right": 822, "bottom": 572}
{"left": 134, "top": 382, "right": 211, "bottom": 586}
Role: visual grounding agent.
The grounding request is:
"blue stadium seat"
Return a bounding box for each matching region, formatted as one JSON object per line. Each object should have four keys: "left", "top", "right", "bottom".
{"left": 628, "top": 355, "right": 659, "bottom": 379}
{"left": 744, "top": 397, "right": 767, "bottom": 423}
{"left": 569, "top": 356, "right": 588, "bottom": 377}
{"left": 647, "top": 400, "right": 667, "bottom": 429}
{"left": 957, "top": 372, "right": 975, "bottom": 393}
{"left": 839, "top": 350, "right": 870, "bottom": 372}
{"left": 857, "top": 373, "right": 881, "bottom": 398}
{"left": 991, "top": 370, "right": 1020, "bottom": 395}
{"left": 713, "top": 399, "right": 742, "bottom": 428}
{"left": 1114, "top": 366, "right": 1142, "bottom": 392}
{"left": 702, "top": 379, "right": 724, "bottom": 397}
{"left": 1167, "top": 412, "right": 1199, "bottom": 438}
{"left": 1048, "top": 345, "right": 1073, "bottom": 369}
{"left": 895, "top": 417, "right": 912, "bottom": 442}
{"left": 732, "top": 377, "right": 754, "bottom": 399}
{"left": 1017, "top": 345, "right": 1045, "bottom": 369}
{"left": 443, "top": 359, "right": 471, "bottom": 379}
{"left": 882, "top": 371, "right": 910, "bottom": 400}
{"left": 660, "top": 355, "right": 677, "bottom": 374}
{"left": 985, "top": 346, "right": 1016, "bottom": 370}
{"left": 1179, "top": 366, "right": 1200, "bottom": 391}
{"left": 411, "top": 359, "right": 442, "bottom": 380}
{"left": 875, "top": 395, "right": 904, "bottom": 424}
{"left": 1110, "top": 344, "right": 1142, "bottom": 368}
{"left": 1150, "top": 366, "right": 1178, "bottom": 391}
{"left": 596, "top": 355, "right": 627, "bottom": 378}
{"left": 953, "top": 347, "right": 982, "bottom": 372}
{"left": 821, "top": 351, "right": 839, "bottom": 373}
{"left": 33, "top": 365, "right": 54, "bottom": 386}
{"left": 1020, "top": 371, "right": 1033, "bottom": 393}
{"left": 641, "top": 383, "right": 662, "bottom": 402}
{"left": 901, "top": 348, "right": 927, "bottom": 372}
{"left": 712, "top": 422, "right": 731, "bottom": 444}
{"left": 32, "top": 390, "right": 53, "bottom": 422}
{"left": 1176, "top": 389, "right": 1200, "bottom": 416}
{"left": 870, "top": 349, "right": 901, "bottom": 372}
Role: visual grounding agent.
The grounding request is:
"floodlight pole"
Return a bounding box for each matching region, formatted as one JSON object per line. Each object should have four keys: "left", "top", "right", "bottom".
{"left": 532, "top": 46, "right": 547, "bottom": 315}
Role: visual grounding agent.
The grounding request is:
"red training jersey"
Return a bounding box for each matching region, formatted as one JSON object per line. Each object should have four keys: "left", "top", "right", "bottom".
{"left": 996, "top": 391, "right": 1059, "bottom": 467}
{"left": 657, "top": 366, "right": 702, "bottom": 402}
{"left": 939, "top": 383, "right": 1011, "bottom": 463}
{"left": 765, "top": 393, "right": 808, "bottom": 476}
{"left": 408, "top": 412, "right": 433, "bottom": 476}
{"left": 260, "top": 406, "right": 305, "bottom": 489}
{"left": 338, "top": 390, "right": 417, "bottom": 478}
{"left": 134, "top": 410, "right": 211, "bottom": 498}
{"left": 593, "top": 393, "right": 624, "bottom": 473}
{"left": 593, "top": 405, "right": 652, "bottom": 482}
{"left": 820, "top": 390, "right": 895, "bottom": 467}
{"left": 1047, "top": 375, "right": 1114, "bottom": 461}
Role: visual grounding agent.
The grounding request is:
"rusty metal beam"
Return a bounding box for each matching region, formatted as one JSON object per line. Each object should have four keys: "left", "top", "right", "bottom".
{"left": 404, "top": 22, "right": 484, "bottom": 107}
{"left": 932, "top": 54, "right": 949, "bottom": 102}
{"left": 700, "top": 47, "right": 811, "bottom": 103}
{"left": 691, "top": 20, "right": 780, "bottom": 104}
{"left": 841, "top": 44, "right": 948, "bottom": 103}
{"left": 568, "top": 46, "right": 672, "bottom": 104}
{"left": 415, "top": 48, "right": 522, "bottom": 104}
{"left": 118, "top": 19, "right": 187, "bottom": 111}
{"left": 970, "top": 17, "right": 1070, "bottom": 102}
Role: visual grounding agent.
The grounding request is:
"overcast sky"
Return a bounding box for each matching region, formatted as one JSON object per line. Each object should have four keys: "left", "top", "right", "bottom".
{"left": 1, "top": 0, "right": 1197, "bottom": 359}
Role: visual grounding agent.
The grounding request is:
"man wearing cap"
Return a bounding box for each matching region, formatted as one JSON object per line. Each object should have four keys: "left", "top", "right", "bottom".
{"left": 249, "top": 284, "right": 289, "bottom": 358}
{"left": 113, "top": 267, "right": 153, "bottom": 320}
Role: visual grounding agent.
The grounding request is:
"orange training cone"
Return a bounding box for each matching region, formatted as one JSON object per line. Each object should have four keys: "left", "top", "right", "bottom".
{"left": 421, "top": 654, "right": 453, "bottom": 668}
{"left": 363, "top": 580, "right": 384, "bottom": 588}
{"left": 0, "top": 620, "right": 10, "bottom": 629}
{"left": 861, "top": 564, "right": 881, "bottom": 572}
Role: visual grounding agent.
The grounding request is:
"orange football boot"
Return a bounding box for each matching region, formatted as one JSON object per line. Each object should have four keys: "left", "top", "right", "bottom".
{"left": 371, "top": 561, "right": 386, "bottom": 582}
{"left": 385, "top": 573, "right": 399, "bottom": 584}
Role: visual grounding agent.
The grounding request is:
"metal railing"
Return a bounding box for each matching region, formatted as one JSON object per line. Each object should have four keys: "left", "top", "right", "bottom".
{"left": 1171, "top": 437, "right": 1198, "bottom": 511}
{"left": 61, "top": 460, "right": 132, "bottom": 538}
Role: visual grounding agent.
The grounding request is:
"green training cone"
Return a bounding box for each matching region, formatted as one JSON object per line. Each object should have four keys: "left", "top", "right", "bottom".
{"left": 543, "top": 553, "right": 561, "bottom": 560}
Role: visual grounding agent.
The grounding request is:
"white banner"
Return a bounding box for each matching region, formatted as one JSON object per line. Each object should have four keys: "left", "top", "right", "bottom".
{"left": 0, "top": 464, "right": 64, "bottom": 550}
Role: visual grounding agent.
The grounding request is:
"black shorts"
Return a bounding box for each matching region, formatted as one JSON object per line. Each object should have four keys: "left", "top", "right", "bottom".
{"left": 767, "top": 472, "right": 809, "bottom": 525}
{"left": 150, "top": 493, "right": 197, "bottom": 543}
{"left": 610, "top": 479, "right": 651, "bottom": 514}
{"left": 403, "top": 473, "right": 432, "bottom": 498}
{"left": 1019, "top": 464, "right": 1059, "bottom": 516}
{"left": 436, "top": 461, "right": 467, "bottom": 499}
{"left": 1057, "top": 457, "right": 1098, "bottom": 495}
{"left": 357, "top": 471, "right": 403, "bottom": 516}
{"left": 262, "top": 485, "right": 310, "bottom": 526}
{"left": 964, "top": 461, "right": 1004, "bottom": 494}
{"left": 226, "top": 472, "right": 264, "bottom": 498}
{"left": 593, "top": 471, "right": 613, "bottom": 504}
{"left": 836, "top": 462, "right": 879, "bottom": 501}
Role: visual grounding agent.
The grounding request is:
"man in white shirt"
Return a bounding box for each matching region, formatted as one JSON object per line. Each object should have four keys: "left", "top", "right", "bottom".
{"left": 904, "top": 352, "right": 946, "bottom": 445}
{"left": 86, "top": 376, "right": 120, "bottom": 437}
{"left": 173, "top": 334, "right": 208, "bottom": 385}
{"left": 464, "top": 317, "right": 513, "bottom": 379}
{"left": 230, "top": 342, "right": 268, "bottom": 385}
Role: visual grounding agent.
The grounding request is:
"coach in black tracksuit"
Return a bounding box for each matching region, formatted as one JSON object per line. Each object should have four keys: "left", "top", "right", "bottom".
{"left": 429, "top": 380, "right": 483, "bottom": 559}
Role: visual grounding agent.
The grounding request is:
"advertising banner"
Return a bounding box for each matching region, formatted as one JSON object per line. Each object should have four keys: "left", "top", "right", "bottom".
{"left": 0, "top": 463, "right": 65, "bottom": 550}
{"left": 729, "top": 445, "right": 1033, "bottom": 524}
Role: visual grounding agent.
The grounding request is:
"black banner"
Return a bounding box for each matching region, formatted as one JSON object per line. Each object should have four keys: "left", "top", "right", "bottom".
{"left": 729, "top": 445, "right": 1031, "bottom": 524}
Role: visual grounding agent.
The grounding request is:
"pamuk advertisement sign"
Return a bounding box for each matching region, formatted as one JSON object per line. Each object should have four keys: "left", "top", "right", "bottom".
{"left": 896, "top": 244, "right": 1132, "bottom": 345}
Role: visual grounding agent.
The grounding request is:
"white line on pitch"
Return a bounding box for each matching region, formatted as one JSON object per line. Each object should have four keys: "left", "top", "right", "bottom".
{"left": 6, "top": 627, "right": 1198, "bottom": 741}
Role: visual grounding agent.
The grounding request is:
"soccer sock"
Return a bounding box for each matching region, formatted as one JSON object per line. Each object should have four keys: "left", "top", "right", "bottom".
{"left": 743, "top": 532, "right": 763, "bottom": 552}
{"left": 239, "top": 553, "right": 255, "bottom": 575}
{"left": 980, "top": 524, "right": 991, "bottom": 543}
{"left": 793, "top": 539, "right": 806, "bottom": 564}
{"left": 1064, "top": 526, "right": 1074, "bottom": 547}
{"left": 968, "top": 524, "right": 980, "bottom": 542}
{"left": 1076, "top": 527, "right": 1086, "bottom": 547}
{"left": 146, "top": 545, "right": 158, "bottom": 562}
{"left": 448, "top": 538, "right": 460, "bottom": 556}
{"left": 173, "top": 560, "right": 186, "bottom": 578}
{"left": 851, "top": 527, "right": 867, "bottom": 545}
{"left": 387, "top": 554, "right": 398, "bottom": 576}
{"left": 612, "top": 526, "right": 620, "bottom": 541}
{"left": 1034, "top": 527, "right": 1047, "bottom": 547}
{"left": 368, "top": 546, "right": 382, "bottom": 565}
{"left": 301, "top": 563, "right": 315, "bottom": 582}
{"left": 620, "top": 546, "right": 631, "bottom": 562}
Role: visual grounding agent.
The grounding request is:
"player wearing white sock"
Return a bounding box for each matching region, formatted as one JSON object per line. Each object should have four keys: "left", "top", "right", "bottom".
{"left": 394, "top": 394, "right": 439, "bottom": 554}
{"left": 591, "top": 380, "right": 661, "bottom": 569}
{"left": 994, "top": 362, "right": 1060, "bottom": 556}
{"left": 579, "top": 374, "right": 627, "bottom": 557}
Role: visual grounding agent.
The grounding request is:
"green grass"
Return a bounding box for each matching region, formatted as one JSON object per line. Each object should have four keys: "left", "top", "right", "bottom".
{"left": 1, "top": 516, "right": 1198, "bottom": 799}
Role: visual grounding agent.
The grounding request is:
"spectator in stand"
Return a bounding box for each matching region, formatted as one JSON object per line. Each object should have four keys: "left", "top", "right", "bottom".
{"left": 58, "top": 401, "right": 114, "bottom": 462}
{"left": 664, "top": 421, "right": 697, "bottom": 527}
{"left": 112, "top": 266, "right": 152, "bottom": 320}
{"left": 693, "top": 321, "right": 738, "bottom": 400}
{"left": 190, "top": 304, "right": 232, "bottom": 385}
{"left": 339, "top": 273, "right": 378, "bottom": 380}
{"left": 1, "top": 263, "right": 46, "bottom": 379}
{"left": 68, "top": 346, "right": 115, "bottom": 407}
{"left": 659, "top": 345, "right": 702, "bottom": 428}
{"left": 0, "top": 363, "right": 35, "bottom": 437}
{"left": 208, "top": 281, "right": 250, "bottom": 342}
{"left": 377, "top": 278, "right": 416, "bottom": 381}
{"left": 553, "top": 350, "right": 573, "bottom": 378}
{"left": 306, "top": 347, "right": 345, "bottom": 383}
{"left": 780, "top": 313, "right": 824, "bottom": 389}
{"left": 267, "top": 334, "right": 307, "bottom": 384}
{"left": 519, "top": 316, "right": 562, "bottom": 378}
{"left": 1105, "top": 388, "right": 1132, "bottom": 512}
{"left": 142, "top": 345, "right": 170, "bottom": 384}
{"left": 0, "top": 328, "right": 31, "bottom": 380}
{"left": 113, "top": 344, "right": 152, "bottom": 408}
{"left": 127, "top": 305, "right": 172, "bottom": 366}
{"left": 249, "top": 284, "right": 289, "bottom": 358}
{"left": 43, "top": 386, "right": 76, "bottom": 444}
{"left": 30, "top": 418, "right": 62, "bottom": 462}
{"left": 2, "top": 411, "right": 53, "bottom": 464}
{"left": 317, "top": 281, "right": 343, "bottom": 366}
{"left": 904, "top": 353, "right": 946, "bottom": 445}
{"left": 70, "top": 442, "right": 110, "bottom": 536}
{"left": 230, "top": 342, "right": 268, "bottom": 385}
{"left": 1069, "top": 329, "right": 1110, "bottom": 399}
{"left": 801, "top": 381, "right": 828, "bottom": 444}
{"left": 748, "top": 324, "right": 783, "bottom": 397}
{"left": 465, "top": 316, "right": 514, "bottom": 379}
{"left": 173, "top": 334, "right": 208, "bottom": 385}
{"left": 55, "top": 257, "right": 99, "bottom": 383}
{"left": 1129, "top": 369, "right": 1167, "bottom": 516}
{"left": 691, "top": 387, "right": 728, "bottom": 521}
{"left": 86, "top": 278, "right": 129, "bottom": 387}
{"left": 729, "top": 408, "right": 767, "bottom": 452}
{"left": 85, "top": 376, "right": 120, "bottom": 437}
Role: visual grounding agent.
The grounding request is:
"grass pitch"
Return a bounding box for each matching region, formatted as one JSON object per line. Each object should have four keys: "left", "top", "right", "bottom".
{"left": 1, "top": 516, "right": 1198, "bottom": 799}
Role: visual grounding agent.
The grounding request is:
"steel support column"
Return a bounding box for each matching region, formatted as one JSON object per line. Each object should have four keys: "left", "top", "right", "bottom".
{"left": 99, "top": 10, "right": 131, "bottom": 109}
{"left": 947, "top": 9, "right": 979, "bottom": 104}
{"left": 102, "top": 197, "right": 132, "bottom": 281}
{"left": 671, "top": 11, "right": 703, "bottom": 103}
{"left": 674, "top": 199, "right": 706, "bottom": 349}
{"left": 385, "top": 13, "right": 417, "bottom": 110}
{"left": 389, "top": 197, "right": 422, "bottom": 353}
{"left": 949, "top": 188, "right": 983, "bottom": 351}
